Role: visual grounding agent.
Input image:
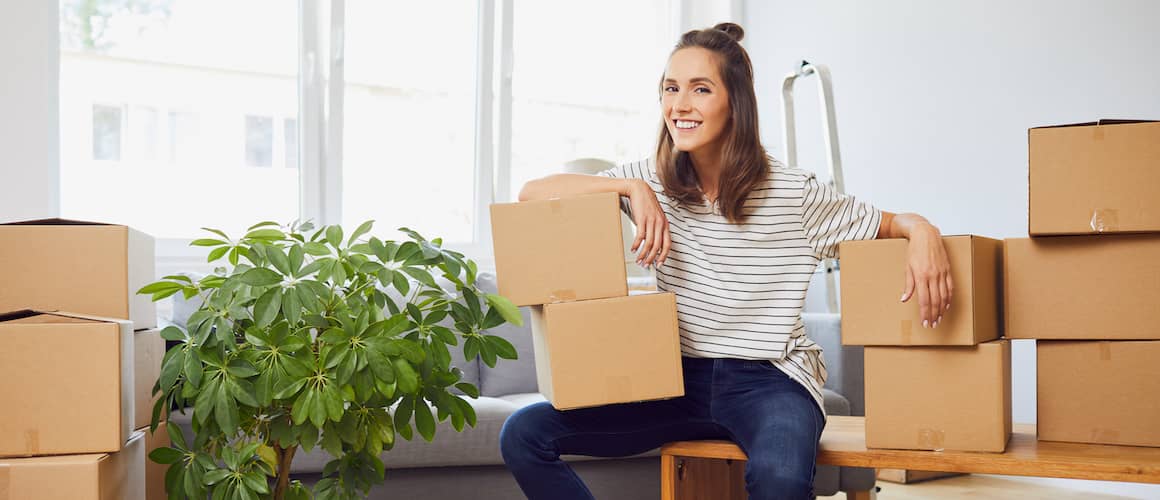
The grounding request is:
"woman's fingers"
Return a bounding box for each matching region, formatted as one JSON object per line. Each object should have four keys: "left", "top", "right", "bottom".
{"left": 658, "top": 220, "right": 672, "bottom": 266}
{"left": 630, "top": 218, "right": 645, "bottom": 253}
{"left": 636, "top": 218, "right": 653, "bottom": 265}
{"left": 927, "top": 277, "right": 942, "bottom": 328}
{"left": 915, "top": 274, "right": 931, "bottom": 328}
{"left": 901, "top": 267, "right": 915, "bottom": 303}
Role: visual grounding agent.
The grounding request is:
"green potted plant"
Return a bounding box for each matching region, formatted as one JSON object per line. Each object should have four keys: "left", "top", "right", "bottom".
{"left": 138, "top": 220, "right": 521, "bottom": 500}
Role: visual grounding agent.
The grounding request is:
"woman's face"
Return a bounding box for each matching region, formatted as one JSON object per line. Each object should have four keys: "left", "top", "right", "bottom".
{"left": 661, "top": 47, "right": 731, "bottom": 155}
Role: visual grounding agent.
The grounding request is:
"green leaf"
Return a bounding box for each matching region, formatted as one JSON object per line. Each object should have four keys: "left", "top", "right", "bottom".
{"left": 239, "top": 268, "right": 283, "bottom": 287}
{"left": 191, "top": 238, "right": 227, "bottom": 247}
{"left": 149, "top": 446, "right": 183, "bottom": 464}
{"left": 288, "top": 245, "right": 305, "bottom": 276}
{"left": 325, "top": 225, "right": 343, "bottom": 248}
{"left": 266, "top": 245, "right": 292, "bottom": 275}
{"left": 304, "top": 242, "right": 330, "bottom": 256}
{"left": 159, "top": 326, "right": 186, "bottom": 342}
{"left": 201, "top": 227, "right": 230, "bottom": 240}
{"left": 393, "top": 359, "right": 419, "bottom": 393}
{"left": 252, "top": 287, "right": 282, "bottom": 328}
{"left": 454, "top": 382, "right": 480, "bottom": 398}
{"left": 184, "top": 349, "right": 203, "bottom": 387}
{"left": 228, "top": 378, "right": 259, "bottom": 407}
{"left": 348, "top": 220, "right": 374, "bottom": 245}
{"left": 203, "top": 468, "right": 231, "bottom": 485}
{"left": 159, "top": 348, "right": 185, "bottom": 390}
{"left": 485, "top": 293, "right": 524, "bottom": 327}
{"left": 248, "top": 221, "right": 281, "bottom": 231}
{"left": 291, "top": 387, "right": 314, "bottom": 425}
{"left": 229, "top": 246, "right": 240, "bottom": 266}
{"left": 485, "top": 335, "right": 519, "bottom": 360}
{"left": 227, "top": 359, "right": 259, "bottom": 378}
{"left": 245, "top": 228, "right": 285, "bottom": 240}
{"left": 273, "top": 376, "right": 308, "bottom": 400}
{"left": 414, "top": 398, "right": 435, "bottom": 442}
{"left": 367, "top": 347, "right": 395, "bottom": 384}
{"left": 392, "top": 271, "right": 410, "bottom": 296}
{"left": 282, "top": 288, "right": 302, "bottom": 325}
{"left": 214, "top": 382, "right": 239, "bottom": 433}
{"left": 464, "top": 336, "right": 481, "bottom": 361}
{"left": 207, "top": 245, "right": 230, "bottom": 263}
{"left": 309, "top": 389, "right": 328, "bottom": 427}
{"left": 138, "top": 281, "right": 182, "bottom": 294}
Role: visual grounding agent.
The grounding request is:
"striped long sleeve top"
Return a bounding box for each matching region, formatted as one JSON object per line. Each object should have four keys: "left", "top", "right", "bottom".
{"left": 599, "top": 157, "right": 882, "bottom": 415}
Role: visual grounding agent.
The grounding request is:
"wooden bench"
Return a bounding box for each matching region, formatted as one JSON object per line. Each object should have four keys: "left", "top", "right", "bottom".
{"left": 661, "top": 415, "right": 1160, "bottom": 499}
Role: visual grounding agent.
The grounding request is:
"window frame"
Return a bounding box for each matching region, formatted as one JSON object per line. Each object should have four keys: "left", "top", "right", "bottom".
{"left": 154, "top": 0, "right": 694, "bottom": 279}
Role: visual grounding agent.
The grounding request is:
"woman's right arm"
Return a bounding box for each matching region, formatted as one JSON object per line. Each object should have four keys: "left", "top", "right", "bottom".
{"left": 518, "top": 174, "right": 671, "bottom": 268}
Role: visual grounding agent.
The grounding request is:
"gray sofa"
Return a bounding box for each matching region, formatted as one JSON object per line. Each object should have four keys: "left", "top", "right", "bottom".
{"left": 168, "top": 272, "right": 875, "bottom": 498}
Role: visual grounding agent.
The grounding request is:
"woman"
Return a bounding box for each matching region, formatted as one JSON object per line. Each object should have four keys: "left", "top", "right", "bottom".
{"left": 501, "top": 22, "right": 952, "bottom": 500}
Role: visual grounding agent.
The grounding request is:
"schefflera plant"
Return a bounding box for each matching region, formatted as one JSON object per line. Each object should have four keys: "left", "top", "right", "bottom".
{"left": 139, "top": 221, "right": 522, "bottom": 500}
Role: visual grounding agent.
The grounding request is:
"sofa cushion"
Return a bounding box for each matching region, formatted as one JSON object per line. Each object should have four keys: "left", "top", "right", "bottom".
{"left": 475, "top": 273, "right": 540, "bottom": 397}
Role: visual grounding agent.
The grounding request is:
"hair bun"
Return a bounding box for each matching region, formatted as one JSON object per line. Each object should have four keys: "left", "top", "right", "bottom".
{"left": 712, "top": 22, "right": 745, "bottom": 43}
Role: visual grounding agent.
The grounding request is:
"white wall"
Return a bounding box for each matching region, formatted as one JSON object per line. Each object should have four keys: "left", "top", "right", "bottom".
{"left": 743, "top": 0, "right": 1160, "bottom": 425}
{"left": 744, "top": 6, "right": 1160, "bottom": 496}
{"left": 0, "top": 1, "right": 59, "bottom": 222}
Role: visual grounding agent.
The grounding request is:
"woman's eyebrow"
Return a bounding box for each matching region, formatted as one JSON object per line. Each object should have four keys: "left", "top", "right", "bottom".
{"left": 663, "top": 77, "right": 717, "bottom": 86}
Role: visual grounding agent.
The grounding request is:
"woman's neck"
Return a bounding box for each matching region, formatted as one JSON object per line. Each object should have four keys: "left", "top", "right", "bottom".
{"left": 690, "top": 147, "right": 724, "bottom": 200}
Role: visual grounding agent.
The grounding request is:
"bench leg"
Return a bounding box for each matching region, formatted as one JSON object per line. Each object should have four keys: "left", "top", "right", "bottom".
{"left": 661, "top": 454, "right": 676, "bottom": 500}
{"left": 846, "top": 489, "right": 876, "bottom": 500}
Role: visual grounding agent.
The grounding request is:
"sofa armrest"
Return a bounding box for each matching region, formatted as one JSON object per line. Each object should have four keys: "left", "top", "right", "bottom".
{"left": 802, "top": 313, "right": 865, "bottom": 416}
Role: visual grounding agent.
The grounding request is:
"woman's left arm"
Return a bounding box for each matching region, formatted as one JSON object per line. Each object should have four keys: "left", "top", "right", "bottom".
{"left": 877, "top": 211, "right": 953, "bottom": 329}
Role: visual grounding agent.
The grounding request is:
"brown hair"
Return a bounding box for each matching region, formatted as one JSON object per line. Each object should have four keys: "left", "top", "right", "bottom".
{"left": 655, "top": 22, "right": 772, "bottom": 223}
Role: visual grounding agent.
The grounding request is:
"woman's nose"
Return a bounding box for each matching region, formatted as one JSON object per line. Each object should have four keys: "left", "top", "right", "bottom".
{"left": 673, "top": 91, "right": 692, "bottom": 112}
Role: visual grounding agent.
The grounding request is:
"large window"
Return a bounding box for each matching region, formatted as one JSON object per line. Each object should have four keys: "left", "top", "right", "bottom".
{"left": 59, "top": 0, "right": 300, "bottom": 239}
{"left": 341, "top": 0, "right": 479, "bottom": 243}
{"left": 508, "top": 0, "right": 677, "bottom": 199}
{"left": 60, "top": 0, "right": 678, "bottom": 267}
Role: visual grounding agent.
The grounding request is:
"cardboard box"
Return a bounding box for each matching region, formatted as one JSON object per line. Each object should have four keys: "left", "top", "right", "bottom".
{"left": 0, "top": 311, "right": 134, "bottom": 457}
{"left": 839, "top": 235, "right": 1002, "bottom": 346}
{"left": 865, "top": 340, "right": 1011, "bottom": 452}
{"left": 140, "top": 422, "right": 171, "bottom": 500}
{"left": 1005, "top": 235, "right": 1160, "bottom": 339}
{"left": 531, "top": 292, "right": 683, "bottom": 410}
{"left": 134, "top": 329, "right": 165, "bottom": 429}
{"left": 0, "top": 430, "right": 145, "bottom": 500}
{"left": 0, "top": 219, "right": 156, "bottom": 329}
{"left": 1029, "top": 120, "right": 1160, "bottom": 235}
{"left": 1037, "top": 340, "right": 1160, "bottom": 447}
{"left": 491, "top": 192, "right": 628, "bottom": 306}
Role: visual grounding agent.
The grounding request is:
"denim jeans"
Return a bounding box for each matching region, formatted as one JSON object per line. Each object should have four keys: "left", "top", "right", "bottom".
{"left": 499, "top": 356, "right": 825, "bottom": 500}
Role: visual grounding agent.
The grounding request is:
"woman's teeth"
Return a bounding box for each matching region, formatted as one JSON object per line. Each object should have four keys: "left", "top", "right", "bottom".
{"left": 676, "top": 120, "right": 701, "bottom": 129}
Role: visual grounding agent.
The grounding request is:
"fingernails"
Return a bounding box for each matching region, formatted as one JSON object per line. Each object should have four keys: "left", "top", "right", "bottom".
{"left": 946, "top": 303, "right": 951, "bottom": 311}
{"left": 937, "top": 315, "right": 943, "bottom": 324}
{"left": 899, "top": 293, "right": 906, "bottom": 302}
{"left": 923, "top": 320, "right": 929, "bottom": 328}
{"left": 932, "top": 321, "right": 938, "bottom": 328}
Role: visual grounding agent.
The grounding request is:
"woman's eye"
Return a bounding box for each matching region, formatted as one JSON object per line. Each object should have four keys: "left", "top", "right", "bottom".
{"left": 694, "top": 87, "right": 710, "bottom": 94}
{"left": 664, "top": 86, "right": 678, "bottom": 92}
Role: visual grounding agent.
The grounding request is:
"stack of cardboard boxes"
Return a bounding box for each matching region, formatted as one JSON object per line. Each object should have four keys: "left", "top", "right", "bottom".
{"left": 840, "top": 235, "right": 1011, "bottom": 452}
{"left": 1011, "top": 120, "right": 1160, "bottom": 448}
{"left": 0, "top": 219, "right": 167, "bottom": 499}
{"left": 490, "top": 192, "right": 685, "bottom": 410}
{"left": 839, "top": 119, "right": 1160, "bottom": 455}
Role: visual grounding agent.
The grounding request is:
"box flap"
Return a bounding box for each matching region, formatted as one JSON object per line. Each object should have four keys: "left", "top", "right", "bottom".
{"left": 1030, "top": 119, "right": 1158, "bottom": 130}
{"left": 0, "top": 218, "right": 121, "bottom": 226}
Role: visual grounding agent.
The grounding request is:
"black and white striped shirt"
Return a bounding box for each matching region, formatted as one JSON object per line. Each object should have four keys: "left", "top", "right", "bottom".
{"left": 599, "top": 157, "right": 882, "bottom": 414}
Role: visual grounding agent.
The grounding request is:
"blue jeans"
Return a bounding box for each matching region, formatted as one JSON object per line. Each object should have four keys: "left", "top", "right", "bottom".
{"left": 499, "top": 356, "right": 825, "bottom": 500}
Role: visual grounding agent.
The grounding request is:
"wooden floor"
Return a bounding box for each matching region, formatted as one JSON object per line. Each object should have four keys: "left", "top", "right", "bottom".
{"left": 868, "top": 474, "right": 1150, "bottom": 500}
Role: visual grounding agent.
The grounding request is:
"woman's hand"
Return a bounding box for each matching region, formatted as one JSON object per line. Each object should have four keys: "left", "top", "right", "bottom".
{"left": 900, "top": 222, "right": 953, "bottom": 328}
{"left": 626, "top": 180, "right": 670, "bottom": 268}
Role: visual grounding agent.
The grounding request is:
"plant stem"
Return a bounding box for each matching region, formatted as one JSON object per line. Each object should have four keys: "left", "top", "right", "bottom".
{"left": 272, "top": 443, "right": 298, "bottom": 500}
